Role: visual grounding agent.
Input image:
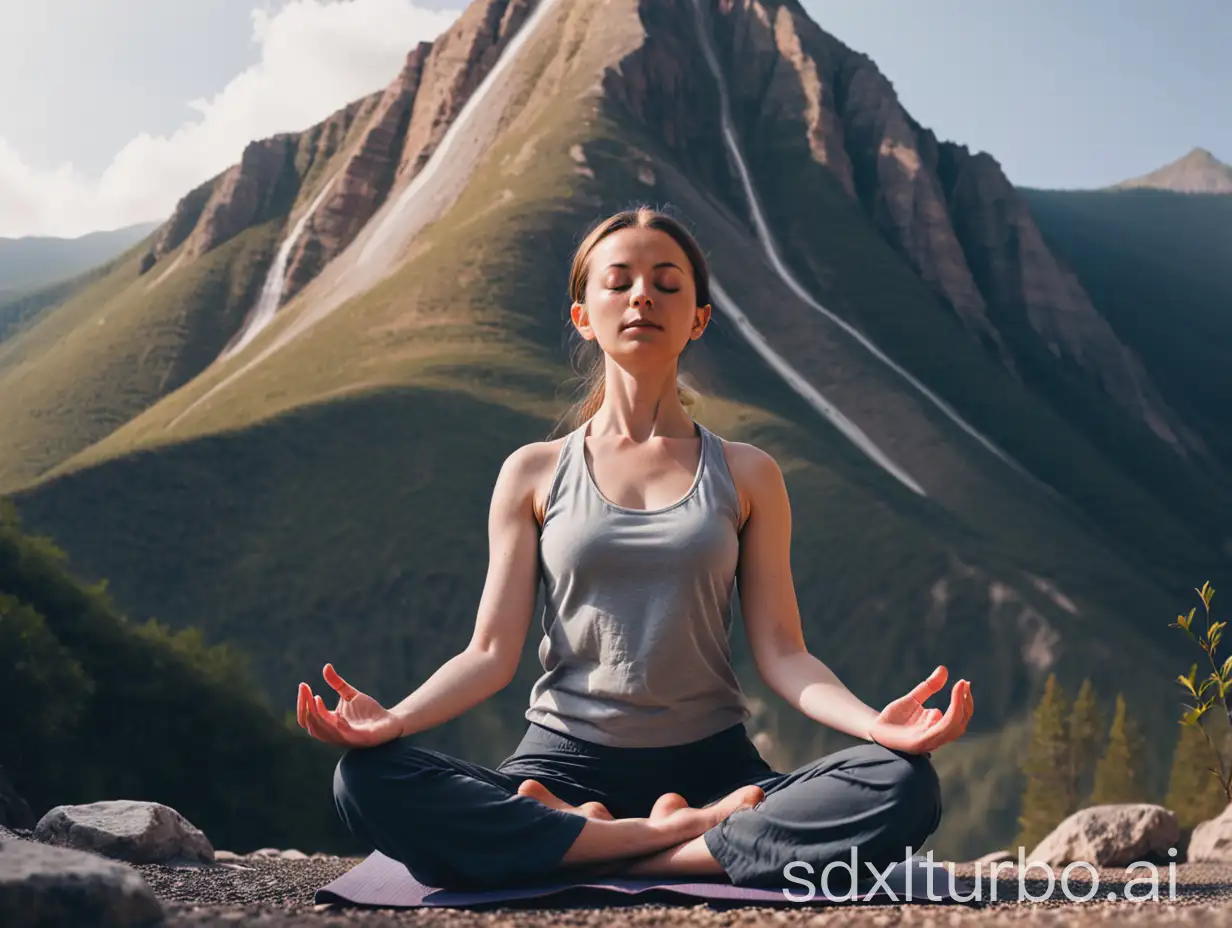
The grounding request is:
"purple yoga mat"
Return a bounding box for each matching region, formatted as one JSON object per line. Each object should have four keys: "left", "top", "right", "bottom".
{"left": 316, "top": 851, "right": 982, "bottom": 909}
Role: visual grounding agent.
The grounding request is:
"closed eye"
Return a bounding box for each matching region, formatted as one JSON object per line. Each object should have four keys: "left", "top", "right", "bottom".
{"left": 607, "top": 284, "right": 681, "bottom": 293}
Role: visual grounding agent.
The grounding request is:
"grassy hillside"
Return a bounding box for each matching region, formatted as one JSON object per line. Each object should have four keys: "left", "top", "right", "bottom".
{"left": 0, "top": 498, "right": 358, "bottom": 854}
{"left": 0, "top": 227, "right": 281, "bottom": 491}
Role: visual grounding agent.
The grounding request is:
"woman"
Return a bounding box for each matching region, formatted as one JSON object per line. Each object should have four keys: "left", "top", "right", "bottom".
{"left": 297, "top": 206, "right": 974, "bottom": 891}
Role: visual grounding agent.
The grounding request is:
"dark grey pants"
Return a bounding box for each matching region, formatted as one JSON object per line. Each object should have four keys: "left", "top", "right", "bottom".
{"left": 333, "top": 721, "right": 942, "bottom": 890}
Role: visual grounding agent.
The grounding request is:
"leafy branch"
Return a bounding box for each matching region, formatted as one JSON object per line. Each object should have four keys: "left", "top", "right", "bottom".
{"left": 1169, "top": 582, "right": 1230, "bottom": 799}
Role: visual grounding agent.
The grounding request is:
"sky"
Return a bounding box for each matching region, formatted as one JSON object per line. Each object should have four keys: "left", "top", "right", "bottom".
{"left": 0, "top": 0, "right": 1227, "bottom": 238}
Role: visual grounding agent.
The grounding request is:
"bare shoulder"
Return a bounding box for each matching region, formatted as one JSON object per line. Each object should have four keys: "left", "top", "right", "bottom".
{"left": 714, "top": 437, "right": 785, "bottom": 533}
{"left": 497, "top": 436, "right": 570, "bottom": 528}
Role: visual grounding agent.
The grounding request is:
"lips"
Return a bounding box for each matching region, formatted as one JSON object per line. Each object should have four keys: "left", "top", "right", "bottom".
{"left": 623, "top": 320, "right": 662, "bottom": 330}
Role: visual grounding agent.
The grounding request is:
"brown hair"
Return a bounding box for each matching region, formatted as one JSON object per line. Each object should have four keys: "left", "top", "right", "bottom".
{"left": 560, "top": 206, "right": 710, "bottom": 432}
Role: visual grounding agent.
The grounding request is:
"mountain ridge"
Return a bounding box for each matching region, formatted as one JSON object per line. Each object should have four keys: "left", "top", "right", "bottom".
{"left": 0, "top": 221, "right": 160, "bottom": 296}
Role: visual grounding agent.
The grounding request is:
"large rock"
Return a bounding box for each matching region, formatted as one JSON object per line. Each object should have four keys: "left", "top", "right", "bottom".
{"left": 0, "top": 767, "right": 34, "bottom": 831}
{"left": 1028, "top": 804, "right": 1180, "bottom": 867}
{"left": 34, "top": 801, "right": 213, "bottom": 864}
{"left": 1186, "top": 801, "right": 1232, "bottom": 862}
{"left": 0, "top": 834, "right": 163, "bottom": 927}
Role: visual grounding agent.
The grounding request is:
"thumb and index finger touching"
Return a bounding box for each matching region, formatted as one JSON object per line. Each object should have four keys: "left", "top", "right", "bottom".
{"left": 909, "top": 665, "right": 973, "bottom": 721}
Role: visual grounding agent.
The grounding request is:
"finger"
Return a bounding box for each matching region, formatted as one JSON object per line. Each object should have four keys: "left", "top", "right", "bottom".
{"left": 304, "top": 706, "right": 342, "bottom": 746}
{"left": 316, "top": 694, "right": 347, "bottom": 727}
{"left": 936, "top": 679, "right": 965, "bottom": 733}
{"left": 907, "top": 665, "right": 948, "bottom": 704}
{"left": 928, "top": 681, "right": 970, "bottom": 749}
{"left": 297, "top": 684, "right": 311, "bottom": 729}
{"left": 324, "top": 663, "right": 360, "bottom": 701}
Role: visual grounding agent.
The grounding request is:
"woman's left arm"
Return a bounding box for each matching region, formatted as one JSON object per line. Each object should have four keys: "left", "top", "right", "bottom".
{"left": 730, "top": 443, "right": 972, "bottom": 753}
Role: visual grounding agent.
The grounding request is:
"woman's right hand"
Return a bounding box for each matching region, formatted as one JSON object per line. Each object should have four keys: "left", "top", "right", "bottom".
{"left": 297, "top": 663, "right": 401, "bottom": 748}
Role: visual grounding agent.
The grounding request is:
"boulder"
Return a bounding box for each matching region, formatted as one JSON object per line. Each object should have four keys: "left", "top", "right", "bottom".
{"left": 34, "top": 801, "right": 213, "bottom": 864}
{"left": 1028, "top": 804, "right": 1179, "bottom": 867}
{"left": 0, "top": 768, "right": 35, "bottom": 831}
{"left": 1187, "top": 801, "right": 1232, "bottom": 862}
{"left": 0, "top": 833, "right": 163, "bottom": 927}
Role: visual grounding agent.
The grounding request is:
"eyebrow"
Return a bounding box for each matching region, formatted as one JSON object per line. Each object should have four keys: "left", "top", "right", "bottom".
{"left": 605, "top": 262, "right": 682, "bottom": 271}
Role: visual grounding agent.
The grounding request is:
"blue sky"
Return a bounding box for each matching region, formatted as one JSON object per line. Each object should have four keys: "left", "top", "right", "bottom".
{"left": 0, "top": 0, "right": 1226, "bottom": 236}
{"left": 804, "top": 0, "right": 1230, "bottom": 189}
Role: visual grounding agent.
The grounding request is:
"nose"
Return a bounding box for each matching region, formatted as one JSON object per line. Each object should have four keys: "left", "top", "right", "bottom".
{"left": 630, "top": 285, "right": 653, "bottom": 308}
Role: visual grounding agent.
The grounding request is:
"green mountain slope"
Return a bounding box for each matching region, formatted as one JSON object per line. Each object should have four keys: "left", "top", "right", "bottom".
{"left": 0, "top": 227, "right": 279, "bottom": 489}
{"left": 0, "top": 99, "right": 377, "bottom": 492}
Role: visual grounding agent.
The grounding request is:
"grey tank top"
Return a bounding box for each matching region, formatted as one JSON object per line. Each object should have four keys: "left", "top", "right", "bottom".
{"left": 525, "top": 417, "right": 752, "bottom": 748}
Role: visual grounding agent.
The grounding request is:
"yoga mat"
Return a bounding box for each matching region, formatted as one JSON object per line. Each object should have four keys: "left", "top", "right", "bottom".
{"left": 316, "top": 851, "right": 983, "bottom": 909}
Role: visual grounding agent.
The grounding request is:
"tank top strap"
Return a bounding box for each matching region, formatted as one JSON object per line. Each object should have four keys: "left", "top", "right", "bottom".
{"left": 695, "top": 422, "right": 741, "bottom": 526}
{"left": 541, "top": 422, "right": 589, "bottom": 527}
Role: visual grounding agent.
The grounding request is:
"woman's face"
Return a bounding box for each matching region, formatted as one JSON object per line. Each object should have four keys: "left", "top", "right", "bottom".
{"left": 572, "top": 226, "right": 710, "bottom": 369}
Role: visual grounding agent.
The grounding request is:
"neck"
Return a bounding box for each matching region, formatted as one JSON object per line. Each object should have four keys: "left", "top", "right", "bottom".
{"left": 592, "top": 363, "right": 692, "bottom": 441}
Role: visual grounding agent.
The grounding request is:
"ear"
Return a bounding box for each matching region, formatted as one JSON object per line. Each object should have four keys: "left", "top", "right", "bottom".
{"left": 570, "top": 301, "right": 596, "bottom": 340}
{"left": 690, "top": 303, "right": 712, "bottom": 340}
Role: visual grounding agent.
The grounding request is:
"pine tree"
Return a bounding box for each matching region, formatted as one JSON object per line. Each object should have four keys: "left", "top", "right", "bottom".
{"left": 1090, "top": 693, "right": 1149, "bottom": 804}
{"left": 1068, "top": 678, "right": 1104, "bottom": 810}
{"left": 1015, "top": 673, "right": 1073, "bottom": 852}
{"left": 1165, "top": 720, "right": 1230, "bottom": 829}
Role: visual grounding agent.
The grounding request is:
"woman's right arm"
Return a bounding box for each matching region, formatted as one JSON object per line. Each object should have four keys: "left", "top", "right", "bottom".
{"left": 387, "top": 442, "right": 549, "bottom": 738}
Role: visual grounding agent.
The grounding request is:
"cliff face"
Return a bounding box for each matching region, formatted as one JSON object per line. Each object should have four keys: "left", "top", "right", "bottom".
{"left": 281, "top": 45, "right": 430, "bottom": 302}
{"left": 700, "top": 0, "right": 1192, "bottom": 453}
{"left": 394, "top": 0, "right": 536, "bottom": 182}
{"left": 146, "top": 95, "right": 369, "bottom": 268}
{"left": 143, "top": 0, "right": 537, "bottom": 308}
{"left": 938, "top": 145, "right": 1189, "bottom": 449}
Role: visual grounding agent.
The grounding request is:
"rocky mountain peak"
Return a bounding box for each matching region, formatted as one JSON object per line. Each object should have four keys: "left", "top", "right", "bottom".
{"left": 1112, "top": 146, "right": 1232, "bottom": 194}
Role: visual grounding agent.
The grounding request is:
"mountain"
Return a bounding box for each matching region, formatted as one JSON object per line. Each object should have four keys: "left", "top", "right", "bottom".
{"left": 1112, "top": 147, "right": 1232, "bottom": 194}
{"left": 0, "top": 221, "right": 161, "bottom": 296}
{"left": 2, "top": 0, "right": 1228, "bottom": 861}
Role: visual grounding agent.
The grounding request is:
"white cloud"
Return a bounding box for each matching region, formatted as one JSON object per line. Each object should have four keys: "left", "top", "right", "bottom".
{"left": 0, "top": 0, "right": 459, "bottom": 238}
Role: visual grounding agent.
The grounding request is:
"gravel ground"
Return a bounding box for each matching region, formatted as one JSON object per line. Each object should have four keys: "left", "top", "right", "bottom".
{"left": 127, "top": 854, "right": 1232, "bottom": 927}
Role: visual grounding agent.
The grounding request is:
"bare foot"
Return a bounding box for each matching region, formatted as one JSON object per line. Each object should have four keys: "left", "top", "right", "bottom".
{"left": 581, "top": 785, "right": 764, "bottom": 880}
{"left": 649, "top": 792, "right": 689, "bottom": 820}
{"left": 674, "top": 783, "right": 764, "bottom": 833}
{"left": 517, "top": 779, "right": 614, "bottom": 820}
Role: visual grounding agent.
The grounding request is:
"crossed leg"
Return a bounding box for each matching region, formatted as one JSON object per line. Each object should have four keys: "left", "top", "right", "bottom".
{"left": 515, "top": 778, "right": 757, "bottom": 878}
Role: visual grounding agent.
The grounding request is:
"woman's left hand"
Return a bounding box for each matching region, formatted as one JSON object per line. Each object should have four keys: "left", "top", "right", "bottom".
{"left": 868, "top": 665, "right": 972, "bottom": 754}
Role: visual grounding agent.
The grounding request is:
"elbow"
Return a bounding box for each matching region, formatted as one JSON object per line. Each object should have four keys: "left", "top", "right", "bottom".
{"left": 470, "top": 644, "right": 519, "bottom": 690}
{"left": 754, "top": 642, "right": 808, "bottom": 693}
